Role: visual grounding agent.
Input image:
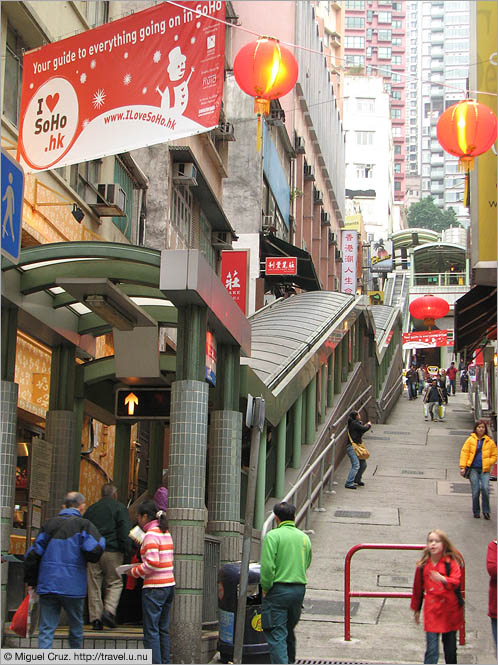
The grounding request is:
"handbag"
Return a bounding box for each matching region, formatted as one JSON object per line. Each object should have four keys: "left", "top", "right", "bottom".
{"left": 10, "top": 594, "right": 29, "bottom": 637}
{"left": 463, "top": 467, "right": 471, "bottom": 479}
{"left": 348, "top": 432, "right": 370, "bottom": 460}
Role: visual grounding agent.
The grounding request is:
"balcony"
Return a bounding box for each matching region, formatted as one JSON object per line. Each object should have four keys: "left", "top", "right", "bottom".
{"left": 431, "top": 7, "right": 444, "bottom": 18}
{"left": 431, "top": 155, "right": 444, "bottom": 167}
{"left": 431, "top": 60, "right": 444, "bottom": 72}
{"left": 430, "top": 33, "right": 444, "bottom": 45}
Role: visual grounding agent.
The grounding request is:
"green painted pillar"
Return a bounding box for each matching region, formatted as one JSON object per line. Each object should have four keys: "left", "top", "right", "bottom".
{"left": 114, "top": 422, "right": 131, "bottom": 503}
{"left": 72, "top": 398, "right": 85, "bottom": 490}
{"left": 305, "top": 376, "right": 316, "bottom": 445}
{"left": 320, "top": 364, "right": 327, "bottom": 422}
{"left": 1, "top": 304, "right": 17, "bottom": 382}
{"left": 254, "top": 424, "right": 267, "bottom": 530}
{"left": 342, "top": 332, "right": 349, "bottom": 380}
{"left": 334, "top": 343, "right": 342, "bottom": 394}
{"left": 275, "top": 414, "right": 287, "bottom": 498}
{"left": 327, "top": 353, "right": 334, "bottom": 405}
{"left": 292, "top": 394, "right": 303, "bottom": 469}
{"left": 175, "top": 304, "right": 207, "bottom": 381}
{"left": 50, "top": 345, "right": 75, "bottom": 410}
{"left": 147, "top": 422, "right": 164, "bottom": 494}
{"left": 214, "top": 344, "right": 240, "bottom": 411}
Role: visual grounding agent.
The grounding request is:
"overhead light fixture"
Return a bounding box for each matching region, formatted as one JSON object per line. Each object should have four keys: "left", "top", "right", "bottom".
{"left": 84, "top": 295, "right": 136, "bottom": 331}
{"left": 34, "top": 179, "right": 85, "bottom": 222}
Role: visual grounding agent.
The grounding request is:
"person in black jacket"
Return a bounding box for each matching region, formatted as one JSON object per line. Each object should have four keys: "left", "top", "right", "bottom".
{"left": 24, "top": 491, "right": 105, "bottom": 649}
{"left": 345, "top": 411, "right": 372, "bottom": 489}
{"left": 84, "top": 483, "right": 132, "bottom": 630}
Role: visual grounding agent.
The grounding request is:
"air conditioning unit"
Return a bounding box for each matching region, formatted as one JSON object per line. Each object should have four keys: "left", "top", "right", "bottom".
{"left": 295, "top": 136, "right": 306, "bottom": 154}
{"left": 313, "top": 189, "right": 323, "bottom": 205}
{"left": 172, "top": 162, "right": 198, "bottom": 185}
{"left": 335, "top": 248, "right": 343, "bottom": 261}
{"left": 212, "top": 122, "right": 235, "bottom": 140}
{"left": 94, "top": 183, "right": 127, "bottom": 217}
{"left": 262, "top": 215, "right": 276, "bottom": 232}
{"left": 321, "top": 211, "right": 331, "bottom": 226}
{"left": 211, "top": 231, "right": 232, "bottom": 248}
{"left": 328, "top": 230, "right": 337, "bottom": 244}
{"left": 304, "top": 164, "right": 315, "bottom": 180}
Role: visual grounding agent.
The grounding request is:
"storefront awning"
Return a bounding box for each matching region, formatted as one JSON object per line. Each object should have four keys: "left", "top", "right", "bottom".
{"left": 260, "top": 233, "right": 321, "bottom": 292}
{"left": 454, "top": 285, "right": 497, "bottom": 356}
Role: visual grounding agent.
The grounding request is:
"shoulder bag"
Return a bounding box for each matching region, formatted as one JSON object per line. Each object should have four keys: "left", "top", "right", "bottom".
{"left": 348, "top": 432, "right": 370, "bottom": 460}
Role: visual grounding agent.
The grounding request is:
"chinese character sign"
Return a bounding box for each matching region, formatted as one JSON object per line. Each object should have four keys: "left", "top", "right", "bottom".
{"left": 221, "top": 250, "right": 248, "bottom": 314}
{"left": 265, "top": 257, "right": 297, "bottom": 275}
{"left": 341, "top": 230, "right": 358, "bottom": 295}
{"left": 18, "top": 1, "right": 225, "bottom": 172}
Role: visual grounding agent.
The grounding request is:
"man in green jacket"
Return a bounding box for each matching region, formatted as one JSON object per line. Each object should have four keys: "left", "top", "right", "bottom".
{"left": 260, "top": 502, "right": 312, "bottom": 664}
{"left": 84, "top": 483, "right": 131, "bottom": 629}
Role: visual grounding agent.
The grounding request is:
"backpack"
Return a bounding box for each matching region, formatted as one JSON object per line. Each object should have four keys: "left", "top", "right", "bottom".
{"left": 419, "top": 559, "right": 464, "bottom": 609}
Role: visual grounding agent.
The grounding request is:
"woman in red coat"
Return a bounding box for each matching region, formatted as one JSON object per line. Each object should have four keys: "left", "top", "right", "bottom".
{"left": 487, "top": 539, "right": 497, "bottom": 653}
{"left": 411, "top": 530, "right": 464, "bottom": 664}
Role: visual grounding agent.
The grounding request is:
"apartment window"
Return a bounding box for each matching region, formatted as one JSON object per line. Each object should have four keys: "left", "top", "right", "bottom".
{"left": 392, "top": 90, "right": 402, "bottom": 100}
{"left": 345, "top": 54, "right": 365, "bottom": 67}
{"left": 378, "top": 29, "right": 392, "bottom": 41}
{"left": 345, "top": 0, "right": 365, "bottom": 8}
{"left": 356, "top": 131, "right": 374, "bottom": 145}
{"left": 199, "top": 210, "right": 216, "bottom": 269}
{"left": 394, "top": 181, "right": 401, "bottom": 191}
{"left": 378, "top": 12, "right": 392, "bottom": 22}
{"left": 393, "top": 38, "right": 402, "bottom": 46}
{"left": 394, "top": 163, "right": 401, "bottom": 173}
{"left": 80, "top": 1, "right": 109, "bottom": 27}
{"left": 392, "top": 126, "right": 402, "bottom": 137}
{"left": 171, "top": 183, "right": 193, "bottom": 245}
{"left": 366, "top": 47, "right": 372, "bottom": 58}
{"left": 391, "top": 72, "right": 402, "bottom": 82}
{"left": 446, "top": 39, "right": 469, "bottom": 52}
{"left": 445, "top": 54, "right": 469, "bottom": 65}
{"left": 378, "top": 64, "right": 392, "bottom": 77}
{"left": 392, "top": 2, "right": 402, "bottom": 9}
{"left": 346, "top": 16, "right": 365, "bottom": 29}
{"left": 355, "top": 163, "right": 374, "bottom": 179}
{"left": 356, "top": 98, "right": 375, "bottom": 113}
{"left": 378, "top": 47, "right": 392, "bottom": 59}
{"left": 394, "top": 144, "right": 402, "bottom": 154}
{"left": 3, "top": 24, "right": 26, "bottom": 126}
{"left": 70, "top": 159, "right": 102, "bottom": 202}
{"left": 366, "top": 29, "right": 373, "bottom": 40}
{"left": 367, "top": 10, "right": 373, "bottom": 22}
{"left": 345, "top": 36, "right": 365, "bottom": 49}
{"left": 392, "top": 55, "right": 402, "bottom": 65}
{"left": 392, "top": 20, "right": 402, "bottom": 29}
{"left": 384, "top": 83, "right": 392, "bottom": 94}
{"left": 391, "top": 108, "right": 402, "bottom": 119}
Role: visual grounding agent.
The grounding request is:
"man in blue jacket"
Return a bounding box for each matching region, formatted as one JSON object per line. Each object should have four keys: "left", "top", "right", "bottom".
{"left": 24, "top": 491, "right": 105, "bottom": 648}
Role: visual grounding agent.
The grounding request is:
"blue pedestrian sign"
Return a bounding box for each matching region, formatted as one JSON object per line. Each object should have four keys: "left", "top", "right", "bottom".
{"left": 1, "top": 148, "right": 24, "bottom": 264}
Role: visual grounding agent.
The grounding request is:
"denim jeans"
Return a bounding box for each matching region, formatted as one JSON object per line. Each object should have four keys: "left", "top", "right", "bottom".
{"left": 408, "top": 382, "right": 417, "bottom": 399}
{"left": 38, "top": 594, "right": 84, "bottom": 649}
{"left": 427, "top": 401, "right": 440, "bottom": 420}
{"left": 491, "top": 617, "right": 497, "bottom": 652}
{"left": 262, "top": 583, "right": 306, "bottom": 664}
{"left": 469, "top": 468, "right": 490, "bottom": 516}
{"left": 449, "top": 378, "right": 456, "bottom": 395}
{"left": 142, "top": 585, "right": 175, "bottom": 663}
{"left": 424, "top": 630, "right": 457, "bottom": 664}
{"left": 345, "top": 444, "right": 366, "bottom": 487}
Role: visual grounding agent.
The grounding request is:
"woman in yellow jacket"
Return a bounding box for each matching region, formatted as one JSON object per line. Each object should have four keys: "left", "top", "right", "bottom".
{"left": 460, "top": 420, "right": 497, "bottom": 520}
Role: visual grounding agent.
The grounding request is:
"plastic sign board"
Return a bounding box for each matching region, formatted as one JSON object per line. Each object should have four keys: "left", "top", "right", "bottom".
{"left": 371, "top": 239, "right": 393, "bottom": 272}
{"left": 341, "top": 229, "right": 358, "bottom": 294}
{"left": 115, "top": 387, "right": 171, "bottom": 420}
{"left": 221, "top": 250, "right": 248, "bottom": 314}
{"left": 402, "top": 330, "right": 449, "bottom": 349}
{"left": 206, "top": 331, "right": 217, "bottom": 387}
{"left": 18, "top": 1, "right": 225, "bottom": 173}
{"left": 265, "top": 257, "right": 297, "bottom": 275}
{"left": 1, "top": 149, "right": 24, "bottom": 264}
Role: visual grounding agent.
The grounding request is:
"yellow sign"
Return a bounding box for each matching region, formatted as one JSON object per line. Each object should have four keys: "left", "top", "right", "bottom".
{"left": 345, "top": 213, "right": 362, "bottom": 231}
{"left": 124, "top": 392, "right": 139, "bottom": 415}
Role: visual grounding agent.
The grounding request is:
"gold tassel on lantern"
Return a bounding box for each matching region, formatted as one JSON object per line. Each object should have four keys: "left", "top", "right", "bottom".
{"left": 254, "top": 98, "right": 270, "bottom": 153}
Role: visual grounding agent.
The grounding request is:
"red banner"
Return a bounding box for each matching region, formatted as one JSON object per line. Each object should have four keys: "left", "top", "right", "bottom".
{"left": 402, "top": 330, "right": 449, "bottom": 348}
{"left": 221, "top": 250, "right": 248, "bottom": 315}
{"left": 265, "top": 257, "right": 297, "bottom": 275}
{"left": 18, "top": 1, "right": 225, "bottom": 172}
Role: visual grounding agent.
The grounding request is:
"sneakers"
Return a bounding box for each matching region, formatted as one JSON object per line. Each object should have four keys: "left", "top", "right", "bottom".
{"left": 356, "top": 481, "right": 365, "bottom": 486}
{"left": 92, "top": 620, "right": 103, "bottom": 631}
{"left": 101, "top": 610, "right": 117, "bottom": 629}
{"left": 484, "top": 513, "right": 491, "bottom": 520}
{"left": 345, "top": 484, "right": 357, "bottom": 490}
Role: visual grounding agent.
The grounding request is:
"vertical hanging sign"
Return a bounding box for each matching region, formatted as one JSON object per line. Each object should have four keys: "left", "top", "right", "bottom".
{"left": 341, "top": 230, "right": 358, "bottom": 295}
{"left": 17, "top": 1, "right": 225, "bottom": 172}
{"left": 221, "top": 250, "right": 248, "bottom": 314}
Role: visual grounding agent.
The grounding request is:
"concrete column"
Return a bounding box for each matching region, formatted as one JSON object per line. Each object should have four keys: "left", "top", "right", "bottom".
{"left": 320, "top": 364, "right": 327, "bottom": 423}
{"left": 169, "top": 379, "right": 208, "bottom": 664}
{"left": 45, "top": 410, "right": 76, "bottom": 518}
{"left": 291, "top": 394, "right": 303, "bottom": 469}
{"left": 207, "top": 410, "right": 243, "bottom": 563}
{"left": 275, "top": 413, "right": 287, "bottom": 498}
{"left": 305, "top": 376, "right": 316, "bottom": 445}
{"left": 327, "top": 353, "right": 334, "bottom": 405}
{"left": 254, "top": 424, "right": 267, "bottom": 530}
{"left": 114, "top": 423, "right": 131, "bottom": 504}
{"left": 147, "top": 422, "right": 164, "bottom": 495}
{"left": 1, "top": 381, "right": 19, "bottom": 629}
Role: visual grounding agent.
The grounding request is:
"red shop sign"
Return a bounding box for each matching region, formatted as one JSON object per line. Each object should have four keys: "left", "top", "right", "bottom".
{"left": 265, "top": 257, "right": 297, "bottom": 275}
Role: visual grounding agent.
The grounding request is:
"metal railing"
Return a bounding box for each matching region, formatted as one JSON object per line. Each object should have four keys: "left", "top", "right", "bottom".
{"left": 344, "top": 543, "right": 466, "bottom": 644}
{"left": 203, "top": 535, "right": 221, "bottom": 625}
{"left": 413, "top": 272, "right": 467, "bottom": 287}
{"left": 261, "top": 387, "right": 372, "bottom": 543}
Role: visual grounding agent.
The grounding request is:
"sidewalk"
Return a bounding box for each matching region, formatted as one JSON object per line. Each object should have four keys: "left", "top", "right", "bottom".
{"left": 296, "top": 388, "right": 496, "bottom": 664}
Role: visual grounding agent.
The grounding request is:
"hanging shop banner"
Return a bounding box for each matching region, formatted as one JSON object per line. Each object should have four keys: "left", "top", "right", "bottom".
{"left": 371, "top": 239, "right": 393, "bottom": 272}
{"left": 221, "top": 250, "right": 248, "bottom": 315}
{"left": 18, "top": 1, "right": 225, "bottom": 172}
{"left": 341, "top": 229, "right": 358, "bottom": 295}
{"left": 265, "top": 257, "right": 297, "bottom": 275}
{"left": 205, "top": 331, "right": 217, "bottom": 387}
{"left": 402, "top": 330, "right": 449, "bottom": 349}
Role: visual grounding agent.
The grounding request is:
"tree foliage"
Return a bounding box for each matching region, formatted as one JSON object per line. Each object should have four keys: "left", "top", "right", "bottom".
{"left": 407, "top": 196, "right": 461, "bottom": 232}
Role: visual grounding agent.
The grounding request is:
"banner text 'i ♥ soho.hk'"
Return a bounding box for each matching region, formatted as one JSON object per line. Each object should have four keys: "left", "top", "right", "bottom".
{"left": 17, "top": 1, "right": 225, "bottom": 173}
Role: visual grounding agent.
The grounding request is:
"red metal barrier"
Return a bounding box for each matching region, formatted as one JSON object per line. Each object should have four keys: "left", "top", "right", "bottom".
{"left": 344, "top": 543, "right": 466, "bottom": 645}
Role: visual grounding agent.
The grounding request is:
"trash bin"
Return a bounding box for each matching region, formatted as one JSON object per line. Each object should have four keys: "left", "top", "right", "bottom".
{"left": 217, "top": 562, "right": 270, "bottom": 664}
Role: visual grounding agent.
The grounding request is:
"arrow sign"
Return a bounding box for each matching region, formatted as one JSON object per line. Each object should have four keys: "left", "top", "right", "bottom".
{"left": 124, "top": 392, "right": 139, "bottom": 415}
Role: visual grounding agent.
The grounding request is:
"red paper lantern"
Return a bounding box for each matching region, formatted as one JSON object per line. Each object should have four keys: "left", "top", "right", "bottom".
{"left": 436, "top": 99, "right": 497, "bottom": 171}
{"left": 409, "top": 295, "right": 449, "bottom": 330}
{"left": 233, "top": 37, "right": 298, "bottom": 117}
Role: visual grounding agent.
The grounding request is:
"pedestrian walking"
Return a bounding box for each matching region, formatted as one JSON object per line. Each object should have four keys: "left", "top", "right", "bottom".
{"left": 406, "top": 364, "right": 418, "bottom": 400}
{"left": 436, "top": 373, "right": 449, "bottom": 421}
{"left": 345, "top": 410, "right": 372, "bottom": 489}
{"left": 417, "top": 366, "right": 426, "bottom": 395}
{"left": 446, "top": 362, "right": 457, "bottom": 396}
{"left": 460, "top": 369, "right": 469, "bottom": 393}
{"left": 84, "top": 483, "right": 132, "bottom": 630}
{"left": 24, "top": 491, "right": 105, "bottom": 648}
{"left": 459, "top": 420, "right": 497, "bottom": 519}
{"left": 260, "top": 501, "right": 312, "bottom": 664}
{"left": 423, "top": 379, "right": 444, "bottom": 422}
{"left": 410, "top": 529, "right": 464, "bottom": 664}
{"left": 130, "top": 501, "right": 175, "bottom": 664}
{"left": 487, "top": 539, "right": 497, "bottom": 652}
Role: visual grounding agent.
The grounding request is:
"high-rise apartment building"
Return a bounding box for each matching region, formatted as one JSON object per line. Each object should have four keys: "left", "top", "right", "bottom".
{"left": 344, "top": 0, "right": 407, "bottom": 203}
{"left": 408, "top": 0, "right": 470, "bottom": 225}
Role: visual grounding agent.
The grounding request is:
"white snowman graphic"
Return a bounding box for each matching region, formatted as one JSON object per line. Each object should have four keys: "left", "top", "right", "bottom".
{"left": 156, "top": 46, "right": 194, "bottom": 116}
